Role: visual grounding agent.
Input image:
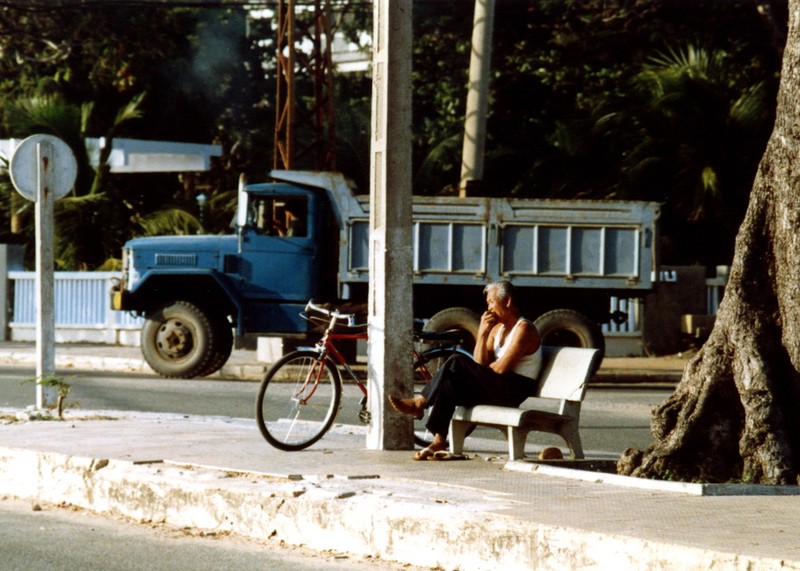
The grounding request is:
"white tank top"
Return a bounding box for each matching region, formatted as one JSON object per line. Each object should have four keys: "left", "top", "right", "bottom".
{"left": 494, "top": 318, "right": 542, "bottom": 380}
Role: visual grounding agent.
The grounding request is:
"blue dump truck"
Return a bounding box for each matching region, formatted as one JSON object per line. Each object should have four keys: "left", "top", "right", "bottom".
{"left": 111, "top": 170, "right": 660, "bottom": 378}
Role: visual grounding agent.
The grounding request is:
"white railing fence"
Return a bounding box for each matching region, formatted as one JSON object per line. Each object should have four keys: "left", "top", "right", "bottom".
{"left": 9, "top": 271, "right": 142, "bottom": 346}
{"left": 706, "top": 266, "right": 729, "bottom": 316}
{"left": 602, "top": 296, "right": 642, "bottom": 334}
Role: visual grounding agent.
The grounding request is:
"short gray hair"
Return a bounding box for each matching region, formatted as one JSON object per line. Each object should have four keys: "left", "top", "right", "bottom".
{"left": 483, "top": 280, "right": 515, "bottom": 301}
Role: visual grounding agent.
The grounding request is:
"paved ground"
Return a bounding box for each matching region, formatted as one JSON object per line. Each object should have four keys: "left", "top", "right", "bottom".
{"left": 1, "top": 343, "right": 798, "bottom": 570}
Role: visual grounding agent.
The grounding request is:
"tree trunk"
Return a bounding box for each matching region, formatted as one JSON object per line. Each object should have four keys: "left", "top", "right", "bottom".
{"left": 618, "top": 1, "right": 800, "bottom": 485}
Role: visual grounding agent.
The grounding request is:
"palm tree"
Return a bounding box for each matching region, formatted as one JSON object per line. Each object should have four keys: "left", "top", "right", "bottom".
{"left": 3, "top": 93, "right": 204, "bottom": 269}
{"left": 617, "top": 44, "right": 773, "bottom": 265}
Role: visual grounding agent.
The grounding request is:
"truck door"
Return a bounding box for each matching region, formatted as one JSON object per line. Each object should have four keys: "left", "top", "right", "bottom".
{"left": 237, "top": 194, "right": 317, "bottom": 303}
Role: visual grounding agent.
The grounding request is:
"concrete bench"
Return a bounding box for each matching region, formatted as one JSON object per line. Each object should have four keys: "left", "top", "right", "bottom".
{"left": 449, "top": 346, "right": 602, "bottom": 460}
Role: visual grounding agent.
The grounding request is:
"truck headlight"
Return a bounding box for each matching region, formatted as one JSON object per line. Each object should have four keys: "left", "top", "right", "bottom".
{"left": 122, "top": 247, "right": 140, "bottom": 290}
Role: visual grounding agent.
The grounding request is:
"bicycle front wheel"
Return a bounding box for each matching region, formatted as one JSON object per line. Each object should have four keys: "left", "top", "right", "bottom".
{"left": 255, "top": 350, "right": 342, "bottom": 451}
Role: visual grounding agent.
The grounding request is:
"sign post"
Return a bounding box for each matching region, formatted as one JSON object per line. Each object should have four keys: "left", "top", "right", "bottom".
{"left": 9, "top": 135, "right": 77, "bottom": 409}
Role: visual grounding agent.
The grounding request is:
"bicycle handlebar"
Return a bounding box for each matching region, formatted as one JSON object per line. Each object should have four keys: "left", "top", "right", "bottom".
{"left": 304, "top": 299, "right": 362, "bottom": 328}
{"left": 303, "top": 299, "right": 472, "bottom": 346}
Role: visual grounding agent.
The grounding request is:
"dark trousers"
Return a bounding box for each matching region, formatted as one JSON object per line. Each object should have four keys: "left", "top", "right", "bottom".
{"left": 420, "top": 353, "right": 538, "bottom": 438}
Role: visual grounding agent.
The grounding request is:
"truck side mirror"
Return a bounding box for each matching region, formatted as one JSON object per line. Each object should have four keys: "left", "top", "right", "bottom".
{"left": 236, "top": 173, "right": 248, "bottom": 229}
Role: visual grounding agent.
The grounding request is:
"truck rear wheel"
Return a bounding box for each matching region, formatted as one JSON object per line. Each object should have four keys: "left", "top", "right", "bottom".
{"left": 423, "top": 307, "right": 480, "bottom": 353}
{"left": 141, "top": 301, "right": 216, "bottom": 379}
{"left": 533, "top": 309, "right": 605, "bottom": 366}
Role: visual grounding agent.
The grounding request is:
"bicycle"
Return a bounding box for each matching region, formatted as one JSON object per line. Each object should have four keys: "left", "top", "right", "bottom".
{"left": 255, "top": 300, "right": 473, "bottom": 451}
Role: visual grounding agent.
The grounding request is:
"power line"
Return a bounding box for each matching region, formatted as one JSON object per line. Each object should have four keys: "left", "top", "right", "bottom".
{"left": 0, "top": 0, "right": 361, "bottom": 10}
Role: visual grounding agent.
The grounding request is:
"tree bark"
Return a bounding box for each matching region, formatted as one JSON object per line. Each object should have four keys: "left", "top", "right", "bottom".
{"left": 619, "top": 1, "right": 800, "bottom": 485}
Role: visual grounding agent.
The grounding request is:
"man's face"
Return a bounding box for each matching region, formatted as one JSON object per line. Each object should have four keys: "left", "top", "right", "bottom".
{"left": 486, "top": 291, "right": 506, "bottom": 318}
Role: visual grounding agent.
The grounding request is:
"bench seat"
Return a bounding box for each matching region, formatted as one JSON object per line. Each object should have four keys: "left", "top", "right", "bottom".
{"left": 449, "top": 346, "right": 601, "bottom": 460}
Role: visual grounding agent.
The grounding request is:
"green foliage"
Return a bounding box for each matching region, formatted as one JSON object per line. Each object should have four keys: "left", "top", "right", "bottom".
{"left": 609, "top": 43, "right": 774, "bottom": 265}
{"left": 22, "top": 374, "right": 78, "bottom": 419}
{"left": 0, "top": 1, "right": 786, "bottom": 269}
{"left": 410, "top": 0, "right": 784, "bottom": 266}
{"left": 3, "top": 92, "right": 153, "bottom": 269}
{"left": 0, "top": 4, "right": 271, "bottom": 269}
{"left": 137, "top": 208, "right": 203, "bottom": 237}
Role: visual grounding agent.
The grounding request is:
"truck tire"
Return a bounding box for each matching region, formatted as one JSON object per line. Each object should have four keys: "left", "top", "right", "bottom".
{"left": 141, "top": 301, "right": 216, "bottom": 379}
{"left": 423, "top": 307, "right": 480, "bottom": 353}
{"left": 197, "top": 315, "right": 234, "bottom": 377}
{"left": 533, "top": 309, "right": 605, "bottom": 368}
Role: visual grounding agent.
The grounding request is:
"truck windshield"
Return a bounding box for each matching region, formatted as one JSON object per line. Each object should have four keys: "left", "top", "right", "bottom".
{"left": 250, "top": 196, "right": 308, "bottom": 237}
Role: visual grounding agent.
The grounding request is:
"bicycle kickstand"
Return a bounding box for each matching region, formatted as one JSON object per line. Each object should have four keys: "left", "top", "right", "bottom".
{"left": 358, "top": 396, "right": 371, "bottom": 424}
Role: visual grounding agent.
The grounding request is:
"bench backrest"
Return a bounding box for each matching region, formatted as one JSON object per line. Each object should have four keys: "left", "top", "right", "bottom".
{"left": 533, "top": 346, "right": 601, "bottom": 402}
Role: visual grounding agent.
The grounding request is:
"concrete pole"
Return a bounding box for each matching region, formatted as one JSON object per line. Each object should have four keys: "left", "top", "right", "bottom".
{"left": 366, "top": 0, "right": 414, "bottom": 450}
{"left": 459, "top": 0, "right": 495, "bottom": 197}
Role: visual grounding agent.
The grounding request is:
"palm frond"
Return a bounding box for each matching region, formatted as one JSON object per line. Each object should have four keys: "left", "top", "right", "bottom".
{"left": 634, "top": 44, "right": 728, "bottom": 102}
{"left": 414, "top": 132, "right": 463, "bottom": 194}
{"left": 730, "top": 82, "right": 768, "bottom": 131}
{"left": 9, "top": 95, "right": 82, "bottom": 142}
{"left": 96, "top": 258, "right": 122, "bottom": 271}
{"left": 80, "top": 101, "right": 94, "bottom": 135}
{"left": 137, "top": 207, "right": 202, "bottom": 236}
{"left": 645, "top": 44, "right": 724, "bottom": 81}
{"left": 112, "top": 92, "right": 146, "bottom": 131}
{"left": 56, "top": 192, "right": 107, "bottom": 209}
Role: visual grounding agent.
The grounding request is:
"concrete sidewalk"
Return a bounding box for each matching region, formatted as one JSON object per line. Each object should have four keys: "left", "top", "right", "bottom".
{"left": 1, "top": 409, "right": 799, "bottom": 570}
{"left": 3, "top": 343, "right": 798, "bottom": 570}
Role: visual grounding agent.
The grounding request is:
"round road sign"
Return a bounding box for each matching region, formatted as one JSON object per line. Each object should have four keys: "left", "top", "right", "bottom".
{"left": 10, "top": 134, "right": 77, "bottom": 202}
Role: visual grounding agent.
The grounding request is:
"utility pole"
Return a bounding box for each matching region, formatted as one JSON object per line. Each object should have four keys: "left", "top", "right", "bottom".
{"left": 459, "top": 0, "right": 495, "bottom": 197}
{"left": 366, "top": 0, "right": 414, "bottom": 450}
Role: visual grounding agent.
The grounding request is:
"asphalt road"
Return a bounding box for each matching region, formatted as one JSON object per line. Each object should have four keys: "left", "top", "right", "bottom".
{"left": 0, "top": 497, "right": 427, "bottom": 571}
{"left": 0, "top": 366, "right": 670, "bottom": 456}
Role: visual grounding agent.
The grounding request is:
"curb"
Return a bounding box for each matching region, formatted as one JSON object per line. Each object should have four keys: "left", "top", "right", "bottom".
{"left": 593, "top": 371, "right": 682, "bottom": 385}
{"left": 0, "top": 443, "right": 788, "bottom": 571}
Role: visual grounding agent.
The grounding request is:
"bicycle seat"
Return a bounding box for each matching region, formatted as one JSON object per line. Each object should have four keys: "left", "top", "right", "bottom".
{"left": 415, "top": 328, "right": 469, "bottom": 345}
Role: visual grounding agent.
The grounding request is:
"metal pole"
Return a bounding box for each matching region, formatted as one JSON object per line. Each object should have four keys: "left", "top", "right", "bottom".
{"left": 35, "top": 141, "right": 56, "bottom": 408}
{"left": 274, "top": 0, "right": 296, "bottom": 170}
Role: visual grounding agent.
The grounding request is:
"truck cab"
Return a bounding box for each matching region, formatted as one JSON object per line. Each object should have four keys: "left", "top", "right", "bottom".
{"left": 234, "top": 183, "right": 333, "bottom": 333}
{"left": 112, "top": 180, "right": 333, "bottom": 378}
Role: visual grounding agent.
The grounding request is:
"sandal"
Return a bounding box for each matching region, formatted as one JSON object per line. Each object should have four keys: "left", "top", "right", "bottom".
{"left": 428, "top": 451, "right": 468, "bottom": 461}
{"left": 413, "top": 446, "right": 437, "bottom": 461}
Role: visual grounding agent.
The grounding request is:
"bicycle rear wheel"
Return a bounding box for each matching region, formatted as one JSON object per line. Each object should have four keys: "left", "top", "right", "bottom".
{"left": 255, "top": 350, "right": 342, "bottom": 451}
{"left": 411, "top": 346, "right": 473, "bottom": 447}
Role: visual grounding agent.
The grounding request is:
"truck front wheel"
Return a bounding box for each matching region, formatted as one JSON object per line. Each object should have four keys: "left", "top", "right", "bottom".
{"left": 141, "top": 301, "right": 216, "bottom": 379}
{"left": 197, "top": 314, "right": 234, "bottom": 377}
{"left": 533, "top": 309, "right": 605, "bottom": 363}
